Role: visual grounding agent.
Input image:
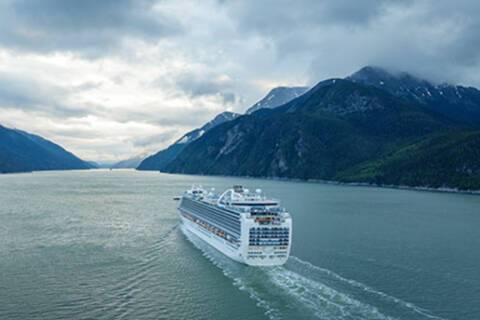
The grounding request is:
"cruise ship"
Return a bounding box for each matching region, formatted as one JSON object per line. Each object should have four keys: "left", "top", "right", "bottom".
{"left": 178, "top": 185, "right": 292, "bottom": 266}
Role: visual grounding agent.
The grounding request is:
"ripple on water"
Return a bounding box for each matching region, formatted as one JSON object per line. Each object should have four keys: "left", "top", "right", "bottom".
{"left": 99, "top": 224, "right": 180, "bottom": 320}
{"left": 181, "top": 225, "right": 446, "bottom": 320}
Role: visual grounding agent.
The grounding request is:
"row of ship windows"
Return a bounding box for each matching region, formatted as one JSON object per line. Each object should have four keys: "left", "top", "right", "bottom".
{"left": 184, "top": 198, "right": 240, "bottom": 226}
{"left": 248, "top": 237, "right": 288, "bottom": 241}
{"left": 183, "top": 212, "right": 240, "bottom": 243}
{"left": 250, "top": 231, "right": 289, "bottom": 234}
{"left": 246, "top": 255, "right": 287, "bottom": 259}
{"left": 250, "top": 232, "right": 289, "bottom": 236}
{"left": 185, "top": 209, "right": 239, "bottom": 237}
{"left": 248, "top": 251, "right": 287, "bottom": 255}
{"left": 250, "top": 233, "right": 289, "bottom": 237}
{"left": 182, "top": 200, "right": 240, "bottom": 235}
{"left": 249, "top": 241, "right": 289, "bottom": 246}
{"left": 190, "top": 198, "right": 240, "bottom": 218}
{"left": 251, "top": 227, "right": 289, "bottom": 231}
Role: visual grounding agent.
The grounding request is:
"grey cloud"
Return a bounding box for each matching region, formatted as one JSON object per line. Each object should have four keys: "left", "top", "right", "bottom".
{"left": 153, "top": 70, "right": 239, "bottom": 105}
{"left": 355, "top": 0, "right": 480, "bottom": 85}
{"left": 217, "top": 0, "right": 480, "bottom": 87}
{"left": 131, "top": 130, "right": 178, "bottom": 147}
{"left": 43, "top": 127, "right": 102, "bottom": 140}
{"left": 0, "top": 0, "right": 183, "bottom": 56}
{"left": 174, "top": 71, "right": 234, "bottom": 98}
{"left": 72, "top": 81, "right": 103, "bottom": 92}
{"left": 176, "top": 76, "right": 224, "bottom": 97}
{"left": 220, "top": 92, "right": 236, "bottom": 104}
{"left": 112, "top": 104, "right": 220, "bottom": 128}
{"left": 0, "top": 73, "right": 103, "bottom": 118}
{"left": 224, "top": 0, "right": 406, "bottom": 33}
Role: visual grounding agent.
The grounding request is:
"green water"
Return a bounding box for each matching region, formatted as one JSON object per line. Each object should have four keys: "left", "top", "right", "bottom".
{"left": 0, "top": 170, "right": 479, "bottom": 320}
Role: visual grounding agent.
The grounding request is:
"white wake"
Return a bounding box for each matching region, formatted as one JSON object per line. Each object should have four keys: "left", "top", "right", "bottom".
{"left": 181, "top": 225, "right": 445, "bottom": 320}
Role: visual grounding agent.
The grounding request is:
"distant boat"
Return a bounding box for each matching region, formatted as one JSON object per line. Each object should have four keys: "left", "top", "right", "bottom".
{"left": 178, "top": 185, "right": 292, "bottom": 266}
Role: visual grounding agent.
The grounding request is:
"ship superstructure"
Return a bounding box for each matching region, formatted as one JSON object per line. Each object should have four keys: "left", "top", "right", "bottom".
{"left": 178, "top": 185, "right": 292, "bottom": 266}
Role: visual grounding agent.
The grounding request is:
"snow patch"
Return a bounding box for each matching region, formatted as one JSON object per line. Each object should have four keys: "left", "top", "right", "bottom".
{"left": 177, "top": 135, "right": 190, "bottom": 144}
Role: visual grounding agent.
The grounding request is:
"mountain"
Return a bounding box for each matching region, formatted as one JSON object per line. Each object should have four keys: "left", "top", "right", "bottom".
{"left": 164, "top": 79, "right": 451, "bottom": 176}
{"left": 137, "top": 87, "right": 309, "bottom": 171}
{"left": 88, "top": 161, "right": 115, "bottom": 169}
{"left": 348, "top": 66, "right": 480, "bottom": 125}
{"left": 111, "top": 154, "right": 146, "bottom": 169}
{"left": 0, "top": 124, "right": 93, "bottom": 173}
{"left": 246, "top": 86, "right": 309, "bottom": 114}
{"left": 337, "top": 130, "right": 480, "bottom": 190}
{"left": 162, "top": 69, "right": 480, "bottom": 190}
{"left": 137, "top": 111, "right": 240, "bottom": 171}
{"left": 85, "top": 161, "right": 100, "bottom": 168}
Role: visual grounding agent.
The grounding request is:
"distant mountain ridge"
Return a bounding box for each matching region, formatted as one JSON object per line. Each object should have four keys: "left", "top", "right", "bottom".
{"left": 137, "top": 86, "right": 312, "bottom": 171}
{"left": 164, "top": 78, "right": 451, "bottom": 177}
{"left": 137, "top": 111, "right": 240, "bottom": 171}
{"left": 176, "top": 111, "right": 240, "bottom": 146}
{"left": 348, "top": 66, "right": 480, "bottom": 125}
{"left": 111, "top": 155, "right": 146, "bottom": 169}
{"left": 0, "top": 124, "right": 93, "bottom": 173}
{"left": 246, "top": 86, "right": 309, "bottom": 114}
{"left": 158, "top": 66, "right": 480, "bottom": 190}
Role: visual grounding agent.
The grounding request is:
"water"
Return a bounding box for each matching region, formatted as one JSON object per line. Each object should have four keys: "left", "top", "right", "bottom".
{"left": 1, "top": 170, "right": 479, "bottom": 320}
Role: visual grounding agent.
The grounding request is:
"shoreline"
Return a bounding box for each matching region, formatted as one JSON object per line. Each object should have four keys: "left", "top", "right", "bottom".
{"left": 3, "top": 168, "right": 480, "bottom": 195}
{"left": 305, "top": 178, "right": 480, "bottom": 195}
{"left": 156, "top": 170, "right": 480, "bottom": 196}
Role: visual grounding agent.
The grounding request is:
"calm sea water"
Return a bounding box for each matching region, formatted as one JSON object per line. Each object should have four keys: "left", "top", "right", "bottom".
{"left": 1, "top": 170, "right": 479, "bottom": 320}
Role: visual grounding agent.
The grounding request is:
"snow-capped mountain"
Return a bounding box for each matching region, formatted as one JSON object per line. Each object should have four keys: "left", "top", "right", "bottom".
{"left": 136, "top": 66, "right": 480, "bottom": 190}
{"left": 158, "top": 66, "right": 480, "bottom": 190}
{"left": 176, "top": 111, "right": 240, "bottom": 145}
{"left": 246, "top": 86, "right": 309, "bottom": 114}
{"left": 348, "top": 66, "right": 480, "bottom": 125}
{"left": 137, "top": 111, "right": 240, "bottom": 170}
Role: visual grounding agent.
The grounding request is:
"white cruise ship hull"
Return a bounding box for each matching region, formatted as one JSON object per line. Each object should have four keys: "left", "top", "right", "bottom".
{"left": 178, "top": 186, "right": 291, "bottom": 267}
{"left": 180, "top": 215, "right": 244, "bottom": 264}
{"left": 179, "top": 207, "right": 291, "bottom": 266}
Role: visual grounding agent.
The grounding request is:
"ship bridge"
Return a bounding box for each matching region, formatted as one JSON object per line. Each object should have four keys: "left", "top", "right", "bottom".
{"left": 218, "top": 185, "right": 279, "bottom": 207}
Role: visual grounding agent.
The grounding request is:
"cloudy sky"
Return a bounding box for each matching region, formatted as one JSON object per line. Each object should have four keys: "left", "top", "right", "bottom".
{"left": 1, "top": 0, "right": 480, "bottom": 162}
